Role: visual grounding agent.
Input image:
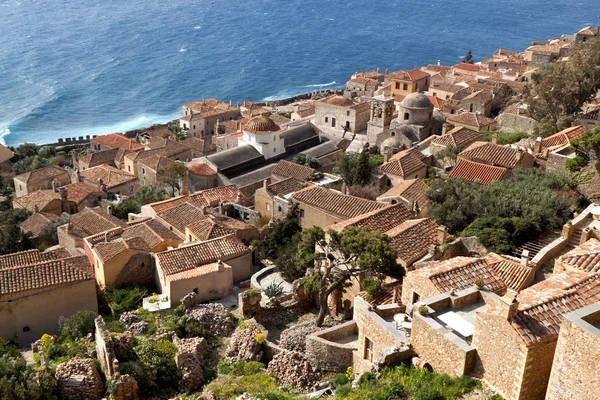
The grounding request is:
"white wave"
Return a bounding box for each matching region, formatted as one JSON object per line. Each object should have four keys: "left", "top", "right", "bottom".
{"left": 193, "top": 26, "right": 201, "bottom": 29}
{"left": 0, "top": 127, "right": 11, "bottom": 146}
{"left": 304, "top": 81, "right": 336, "bottom": 88}
{"left": 179, "top": 48, "right": 188, "bottom": 52}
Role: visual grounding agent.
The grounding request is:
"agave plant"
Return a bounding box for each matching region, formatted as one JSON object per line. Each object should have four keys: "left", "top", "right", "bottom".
{"left": 264, "top": 282, "right": 284, "bottom": 298}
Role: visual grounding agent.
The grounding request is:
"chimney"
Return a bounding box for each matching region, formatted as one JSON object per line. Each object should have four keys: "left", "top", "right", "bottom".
{"left": 384, "top": 152, "right": 390, "bottom": 163}
{"left": 52, "top": 179, "right": 59, "bottom": 193}
{"left": 442, "top": 123, "right": 448, "bottom": 135}
{"left": 515, "top": 150, "right": 523, "bottom": 164}
{"left": 491, "top": 133, "right": 499, "bottom": 145}
{"left": 59, "top": 187, "right": 68, "bottom": 202}
{"left": 34, "top": 204, "right": 39, "bottom": 213}
{"left": 263, "top": 179, "right": 269, "bottom": 189}
{"left": 521, "top": 249, "right": 530, "bottom": 266}
{"left": 76, "top": 170, "right": 82, "bottom": 182}
{"left": 533, "top": 137, "right": 542, "bottom": 154}
{"left": 437, "top": 60, "right": 441, "bottom": 66}
{"left": 200, "top": 205, "right": 207, "bottom": 215}
{"left": 437, "top": 226, "right": 448, "bottom": 245}
{"left": 218, "top": 202, "right": 224, "bottom": 215}
{"left": 107, "top": 205, "right": 113, "bottom": 215}
{"left": 498, "top": 290, "right": 520, "bottom": 320}
{"left": 217, "top": 259, "right": 224, "bottom": 271}
{"left": 236, "top": 192, "right": 245, "bottom": 206}
{"left": 341, "top": 183, "right": 347, "bottom": 195}
{"left": 181, "top": 170, "right": 190, "bottom": 196}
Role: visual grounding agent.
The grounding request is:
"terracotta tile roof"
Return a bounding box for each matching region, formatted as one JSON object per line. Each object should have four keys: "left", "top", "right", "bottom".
{"left": 188, "top": 163, "right": 217, "bottom": 176}
{"left": 269, "top": 114, "right": 291, "bottom": 125}
{"left": 448, "top": 112, "right": 496, "bottom": 129}
{"left": 0, "top": 143, "right": 14, "bottom": 164}
{"left": 427, "top": 96, "right": 444, "bottom": 109}
{"left": 357, "top": 283, "right": 402, "bottom": 306}
{"left": 541, "top": 125, "right": 586, "bottom": 149}
{"left": 580, "top": 108, "right": 600, "bottom": 120}
{"left": 79, "top": 165, "right": 137, "bottom": 189}
{"left": 266, "top": 178, "right": 304, "bottom": 198}
{"left": 79, "top": 148, "right": 119, "bottom": 167}
{"left": 183, "top": 99, "right": 237, "bottom": 117}
{"left": 386, "top": 218, "right": 442, "bottom": 266}
{"left": 15, "top": 165, "right": 68, "bottom": 184}
{"left": 181, "top": 137, "right": 208, "bottom": 155}
{"left": 156, "top": 237, "right": 250, "bottom": 276}
{"left": 376, "top": 179, "right": 430, "bottom": 208}
{"left": 167, "top": 261, "right": 231, "bottom": 282}
{"left": 557, "top": 238, "right": 600, "bottom": 273}
{"left": 138, "top": 155, "right": 176, "bottom": 173}
{"left": 387, "top": 69, "right": 430, "bottom": 81}
{"left": 12, "top": 190, "right": 60, "bottom": 212}
{"left": 157, "top": 202, "right": 206, "bottom": 234}
{"left": 272, "top": 160, "right": 315, "bottom": 182}
{"left": 526, "top": 44, "right": 562, "bottom": 56}
{"left": 292, "top": 186, "right": 386, "bottom": 219}
{"left": 510, "top": 272, "right": 600, "bottom": 346}
{"left": 63, "top": 182, "right": 104, "bottom": 204}
{"left": 20, "top": 212, "right": 59, "bottom": 237}
{"left": 149, "top": 195, "right": 192, "bottom": 214}
{"left": 0, "top": 248, "right": 68, "bottom": 271}
{"left": 381, "top": 149, "right": 427, "bottom": 179}
{"left": 92, "top": 133, "right": 144, "bottom": 151}
{"left": 69, "top": 207, "right": 125, "bottom": 239}
{"left": 187, "top": 217, "right": 237, "bottom": 241}
{"left": 92, "top": 236, "right": 152, "bottom": 263}
{"left": 432, "top": 127, "right": 484, "bottom": 149}
{"left": 189, "top": 185, "right": 247, "bottom": 207}
{"left": 502, "top": 103, "right": 530, "bottom": 117}
{"left": 430, "top": 257, "right": 505, "bottom": 293}
{"left": 328, "top": 203, "right": 414, "bottom": 233}
{"left": 205, "top": 212, "right": 258, "bottom": 232}
{"left": 459, "top": 141, "right": 527, "bottom": 169}
{"left": 453, "top": 63, "right": 488, "bottom": 72}
{"left": 462, "top": 90, "right": 493, "bottom": 105}
{"left": 0, "top": 255, "right": 93, "bottom": 295}
{"left": 448, "top": 159, "right": 508, "bottom": 184}
{"left": 484, "top": 253, "right": 534, "bottom": 292}
{"left": 578, "top": 26, "right": 598, "bottom": 35}
{"left": 295, "top": 106, "right": 315, "bottom": 118}
{"left": 121, "top": 218, "right": 183, "bottom": 249}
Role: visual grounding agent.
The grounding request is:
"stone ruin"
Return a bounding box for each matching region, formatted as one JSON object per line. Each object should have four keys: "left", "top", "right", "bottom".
{"left": 180, "top": 291, "right": 197, "bottom": 310}
{"left": 225, "top": 321, "right": 266, "bottom": 362}
{"left": 279, "top": 318, "right": 338, "bottom": 353}
{"left": 267, "top": 350, "right": 321, "bottom": 390}
{"left": 55, "top": 357, "right": 104, "bottom": 400}
{"left": 186, "top": 303, "right": 236, "bottom": 336}
{"left": 174, "top": 336, "right": 209, "bottom": 394}
{"left": 119, "top": 311, "right": 151, "bottom": 335}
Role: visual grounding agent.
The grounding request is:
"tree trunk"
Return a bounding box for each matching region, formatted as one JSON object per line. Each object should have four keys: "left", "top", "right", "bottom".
{"left": 315, "top": 285, "right": 329, "bottom": 327}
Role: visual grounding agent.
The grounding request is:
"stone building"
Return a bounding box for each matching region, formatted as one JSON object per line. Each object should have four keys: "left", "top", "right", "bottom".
{"left": 545, "top": 302, "right": 600, "bottom": 400}
{"left": 91, "top": 133, "right": 144, "bottom": 152}
{"left": 0, "top": 143, "right": 14, "bottom": 173}
{"left": 13, "top": 188, "right": 78, "bottom": 216}
{"left": 458, "top": 140, "right": 535, "bottom": 171}
{"left": 58, "top": 207, "right": 125, "bottom": 255}
{"left": 379, "top": 147, "right": 429, "bottom": 184}
{"left": 79, "top": 164, "right": 138, "bottom": 196}
{"left": 179, "top": 99, "right": 240, "bottom": 138}
{"left": 0, "top": 249, "right": 97, "bottom": 345}
{"left": 460, "top": 90, "right": 493, "bottom": 117}
{"left": 78, "top": 148, "right": 120, "bottom": 171}
{"left": 387, "top": 69, "right": 430, "bottom": 97}
{"left": 577, "top": 107, "right": 600, "bottom": 129}
{"left": 154, "top": 236, "right": 253, "bottom": 305}
{"left": 20, "top": 211, "right": 59, "bottom": 239}
{"left": 448, "top": 158, "right": 510, "bottom": 185}
{"left": 14, "top": 165, "right": 71, "bottom": 197}
{"left": 184, "top": 213, "right": 260, "bottom": 245}
{"left": 187, "top": 163, "right": 218, "bottom": 192}
{"left": 575, "top": 25, "right": 599, "bottom": 43}
{"left": 376, "top": 178, "right": 430, "bottom": 216}
{"left": 447, "top": 112, "right": 497, "bottom": 132}
{"left": 314, "top": 95, "right": 371, "bottom": 133}
{"left": 429, "top": 127, "right": 484, "bottom": 160}
{"left": 346, "top": 77, "right": 380, "bottom": 97}
{"left": 254, "top": 178, "right": 304, "bottom": 221}
{"left": 497, "top": 103, "right": 538, "bottom": 134}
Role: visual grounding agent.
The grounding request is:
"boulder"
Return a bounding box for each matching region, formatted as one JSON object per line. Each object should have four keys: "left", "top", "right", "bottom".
{"left": 180, "top": 292, "right": 197, "bottom": 310}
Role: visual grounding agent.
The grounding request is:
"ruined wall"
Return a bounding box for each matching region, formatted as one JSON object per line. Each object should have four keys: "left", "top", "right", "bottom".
{"left": 545, "top": 153, "right": 569, "bottom": 175}
{"left": 497, "top": 113, "right": 537, "bottom": 134}
{"left": 306, "top": 321, "right": 358, "bottom": 372}
{"left": 94, "top": 316, "right": 118, "bottom": 377}
{"left": 411, "top": 313, "right": 476, "bottom": 376}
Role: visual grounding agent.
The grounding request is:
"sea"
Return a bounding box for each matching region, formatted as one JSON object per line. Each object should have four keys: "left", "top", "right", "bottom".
{"left": 1, "top": 0, "right": 600, "bottom": 146}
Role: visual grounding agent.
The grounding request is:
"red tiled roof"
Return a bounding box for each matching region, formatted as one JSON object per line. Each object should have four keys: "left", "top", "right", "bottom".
{"left": 121, "top": 218, "right": 183, "bottom": 249}
{"left": 292, "top": 186, "right": 386, "bottom": 219}
{"left": 149, "top": 186, "right": 247, "bottom": 214}
{"left": 448, "top": 159, "right": 508, "bottom": 185}
{"left": 580, "top": 108, "right": 600, "bottom": 121}
{"left": 92, "top": 133, "right": 144, "bottom": 151}
{"left": 431, "top": 127, "right": 484, "bottom": 149}
{"left": 541, "top": 125, "right": 586, "bottom": 149}
{"left": 69, "top": 207, "right": 125, "bottom": 239}
{"left": 156, "top": 237, "right": 250, "bottom": 276}
{"left": 328, "top": 203, "right": 414, "bottom": 233}
{"left": 79, "top": 165, "right": 137, "bottom": 189}
{"left": 429, "top": 257, "right": 506, "bottom": 293}
{"left": 20, "top": 212, "right": 58, "bottom": 237}
{"left": 0, "top": 144, "right": 14, "bottom": 164}
{"left": 376, "top": 179, "right": 430, "bottom": 208}
{"left": 188, "top": 163, "right": 217, "bottom": 176}
{"left": 381, "top": 147, "right": 427, "bottom": 179}
{"left": 459, "top": 141, "right": 528, "bottom": 169}
{"left": 357, "top": 283, "right": 402, "bottom": 306}
{"left": 157, "top": 202, "right": 206, "bottom": 234}
{"left": 485, "top": 253, "right": 534, "bottom": 292}
{"left": 0, "top": 248, "right": 68, "bottom": 271}
{"left": 272, "top": 160, "right": 315, "bottom": 182}
{"left": 187, "top": 217, "right": 237, "bottom": 241}
{"left": 386, "top": 218, "right": 443, "bottom": 266}
{"left": 453, "top": 63, "right": 487, "bottom": 72}
{"left": 387, "top": 69, "right": 430, "bottom": 81}
{"left": 12, "top": 190, "right": 61, "bottom": 213}
{"left": 63, "top": 182, "right": 104, "bottom": 204}
{"left": 266, "top": 178, "right": 304, "bottom": 198}
{"left": 447, "top": 112, "right": 496, "bottom": 129}
{"left": 14, "top": 165, "right": 69, "bottom": 184}
{"left": 558, "top": 238, "right": 600, "bottom": 273}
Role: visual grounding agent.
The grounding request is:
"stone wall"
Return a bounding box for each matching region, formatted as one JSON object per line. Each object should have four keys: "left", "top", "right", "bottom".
{"left": 516, "top": 340, "right": 557, "bottom": 400}
{"left": 411, "top": 312, "right": 476, "bottom": 376}
{"left": 94, "top": 316, "right": 118, "bottom": 377}
{"left": 545, "top": 152, "right": 569, "bottom": 175}
{"left": 113, "top": 252, "right": 155, "bottom": 289}
{"left": 306, "top": 321, "right": 357, "bottom": 372}
{"left": 497, "top": 113, "right": 537, "bottom": 134}
{"left": 546, "top": 303, "right": 600, "bottom": 400}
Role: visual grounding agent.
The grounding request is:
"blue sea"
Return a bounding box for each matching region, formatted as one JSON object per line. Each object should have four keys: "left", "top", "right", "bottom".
{"left": 1, "top": 0, "right": 599, "bottom": 146}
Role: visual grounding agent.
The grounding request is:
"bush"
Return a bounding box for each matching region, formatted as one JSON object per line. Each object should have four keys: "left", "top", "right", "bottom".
{"left": 482, "top": 131, "right": 529, "bottom": 145}
{"left": 333, "top": 373, "right": 348, "bottom": 387}
{"left": 134, "top": 338, "right": 180, "bottom": 390}
{"left": 362, "top": 278, "right": 386, "bottom": 301}
{"left": 565, "top": 154, "right": 589, "bottom": 172}
{"left": 0, "top": 348, "right": 57, "bottom": 399}
{"left": 264, "top": 282, "right": 284, "bottom": 298}
{"left": 461, "top": 216, "right": 541, "bottom": 254}
{"left": 302, "top": 274, "right": 321, "bottom": 298}
{"left": 60, "top": 310, "right": 97, "bottom": 340}
{"left": 105, "top": 286, "right": 149, "bottom": 314}
{"left": 418, "top": 306, "right": 429, "bottom": 315}
{"left": 218, "top": 359, "right": 266, "bottom": 377}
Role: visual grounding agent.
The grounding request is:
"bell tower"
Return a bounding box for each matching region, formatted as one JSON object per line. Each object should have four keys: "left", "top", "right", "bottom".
{"left": 367, "top": 95, "right": 395, "bottom": 146}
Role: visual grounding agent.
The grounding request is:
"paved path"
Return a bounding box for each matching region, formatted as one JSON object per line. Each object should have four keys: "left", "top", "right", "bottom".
{"left": 257, "top": 270, "right": 293, "bottom": 293}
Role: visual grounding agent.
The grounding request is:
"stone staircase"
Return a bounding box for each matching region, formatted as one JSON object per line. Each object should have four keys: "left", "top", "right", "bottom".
{"left": 568, "top": 226, "right": 586, "bottom": 247}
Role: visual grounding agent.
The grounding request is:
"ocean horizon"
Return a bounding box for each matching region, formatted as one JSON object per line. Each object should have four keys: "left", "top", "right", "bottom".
{"left": 2, "top": 0, "right": 600, "bottom": 146}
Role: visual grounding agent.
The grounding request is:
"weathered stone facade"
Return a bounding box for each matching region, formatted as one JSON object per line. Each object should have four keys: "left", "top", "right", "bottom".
{"left": 546, "top": 303, "right": 600, "bottom": 400}
{"left": 306, "top": 321, "right": 358, "bottom": 372}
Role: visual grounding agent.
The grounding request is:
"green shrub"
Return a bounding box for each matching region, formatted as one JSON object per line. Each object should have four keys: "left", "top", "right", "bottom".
{"left": 335, "top": 384, "right": 352, "bottom": 397}
{"left": 357, "top": 371, "right": 376, "bottom": 388}
{"left": 264, "top": 282, "right": 284, "bottom": 298}
{"left": 105, "top": 286, "right": 148, "bottom": 314}
{"left": 302, "top": 274, "right": 321, "bottom": 297}
{"left": 482, "top": 130, "right": 529, "bottom": 145}
{"left": 134, "top": 338, "right": 179, "bottom": 390}
{"left": 362, "top": 278, "right": 386, "bottom": 301}
{"left": 60, "top": 310, "right": 97, "bottom": 341}
{"left": 418, "top": 306, "right": 429, "bottom": 315}
{"left": 333, "top": 373, "right": 348, "bottom": 387}
{"left": 565, "top": 154, "right": 589, "bottom": 172}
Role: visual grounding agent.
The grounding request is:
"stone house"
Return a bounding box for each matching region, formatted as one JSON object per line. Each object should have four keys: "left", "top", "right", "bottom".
{"left": 124, "top": 139, "right": 193, "bottom": 178}
{"left": 58, "top": 207, "right": 125, "bottom": 255}
{"left": 0, "top": 250, "right": 97, "bottom": 345}
{"left": 523, "top": 44, "right": 565, "bottom": 65}
{"left": 179, "top": 99, "right": 240, "bottom": 138}
{"left": 154, "top": 237, "right": 253, "bottom": 305}
{"left": 62, "top": 182, "right": 106, "bottom": 212}
{"left": 497, "top": 103, "right": 537, "bottom": 134}
{"left": 575, "top": 26, "right": 599, "bottom": 43}
{"left": 271, "top": 159, "right": 315, "bottom": 183}
{"left": 554, "top": 237, "right": 600, "bottom": 274}
{"left": 376, "top": 178, "right": 430, "bottom": 216}
{"left": 14, "top": 165, "right": 71, "bottom": 197}
{"left": 184, "top": 213, "right": 260, "bottom": 245}
{"left": 298, "top": 139, "right": 350, "bottom": 173}
{"left": 78, "top": 148, "right": 120, "bottom": 171}
{"left": 78, "top": 164, "right": 138, "bottom": 196}
{"left": 460, "top": 90, "right": 493, "bottom": 117}
{"left": 20, "top": 211, "right": 59, "bottom": 238}
{"left": 447, "top": 112, "right": 497, "bottom": 132}
{"left": 448, "top": 158, "right": 509, "bottom": 185}
{"left": 12, "top": 188, "right": 78, "bottom": 216}
{"left": 429, "top": 127, "right": 484, "bottom": 160}
{"left": 387, "top": 69, "right": 430, "bottom": 97}
{"left": 472, "top": 271, "right": 600, "bottom": 400}
{"left": 346, "top": 77, "right": 380, "bottom": 97}
{"left": 291, "top": 186, "right": 386, "bottom": 229}
{"left": 452, "top": 63, "right": 488, "bottom": 77}
{"left": 428, "top": 81, "right": 464, "bottom": 101}
{"left": 314, "top": 95, "right": 371, "bottom": 133}
{"left": 458, "top": 140, "right": 535, "bottom": 171}
{"left": 137, "top": 155, "right": 177, "bottom": 188}
{"left": 291, "top": 103, "right": 316, "bottom": 122}
{"left": 91, "top": 133, "right": 144, "bottom": 152}
{"left": 545, "top": 302, "right": 600, "bottom": 399}
{"left": 254, "top": 178, "right": 304, "bottom": 221}
{"left": 379, "top": 147, "right": 429, "bottom": 185}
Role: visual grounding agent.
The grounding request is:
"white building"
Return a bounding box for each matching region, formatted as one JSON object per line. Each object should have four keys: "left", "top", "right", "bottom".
{"left": 238, "top": 115, "right": 285, "bottom": 159}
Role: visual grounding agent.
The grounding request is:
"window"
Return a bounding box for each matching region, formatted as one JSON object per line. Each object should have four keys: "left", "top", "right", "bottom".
{"left": 273, "top": 147, "right": 276, "bottom": 153}
{"left": 391, "top": 131, "right": 395, "bottom": 136}
{"left": 22, "top": 326, "right": 30, "bottom": 333}
{"left": 325, "top": 117, "right": 328, "bottom": 123}
{"left": 193, "top": 125, "right": 196, "bottom": 129}
{"left": 183, "top": 123, "right": 187, "bottom": 129}
{"left": 404, "top": 113, "right": 409, "bottom": 120}
{"left": 432, "top": 92, "right": 437, "bottom": 97}
{"left": 299, "top": 209, "right": 305, "bottom": 218}
{"left": 469, "top": 104, "right": 474, "bottom": 112}
{"left": 395, "top": 82, "right": 400, "bottom": 89}
{"left": 331, "top": 118, "right": 336, "bottom": 128}
{"left": 412, "top": 292, "right": 420, "bottom": 303}
{"left": 142, "top": 168, "right": 145, "bottom": 175}
{"left": 403, "top": 83, "right": 408, "bottom": 90}
{"left": 364, "top": 337, "right": 374, "bottom": 362}
{"left": 278, "top": 206, "right": 282, "bottom": 212}
{"left": 345, "top": 121, "right": 350, "bottom": 130}
{"left": 141, "top": 262, "right": 145, "bottom": 269}
{"left": 446, "top": 95, "right": 450, "bottom": 100}
{"left": 346, "top": 111, "right": 350, "bottom": 116}
{"left": 193, "top": 288, "right": 198, "bottom": 294}
{"left": 128, "top": 165, "right": 131, "bottom": 172}
{"left": 266, "top": 204, "right": 270, "bottom": 211}
{"left": 19, "top": 184, "right": 22, "bottom": 191}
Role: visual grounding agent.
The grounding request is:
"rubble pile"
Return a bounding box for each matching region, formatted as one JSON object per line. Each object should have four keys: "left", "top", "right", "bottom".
{"left": 236, "top": 394, "right": 261, "bottom": 400}
{"left": 109, "top": 372, "right": 139, "bottom": 400}
{"left": 119, "top": 312, "right": 150, "bottom": 335}
{"left": 113, "top": 331, "right": 135, "bottom": 360}
{"left": 174, "top": 336, "right": 208, "bottom": 394}
{"left": 55, "top": 357, "right": 104, "bottom": 400}
{"left": 180, "top": 292, "right": 197, "bottom": 310}
{"left": 186, "top": 303, "right": 235, "bottom": 336}
{"left": 267, "top": 350, "right": 320, "bottom": 390}
{"left": 279, "top": 318, "right": 337, "bottom": 353}
{"left": 226, "top": 321, "right": 265, "bottom": 362}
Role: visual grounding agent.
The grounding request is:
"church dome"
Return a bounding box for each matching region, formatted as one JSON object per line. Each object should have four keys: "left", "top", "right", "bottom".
{"left": 324, "top": 95, "right": 355, "bottom": 107}
{"left": 243, "top": 115, "right": 281, "bottom": 133}
{"left": 401, "top": 92, "right": 433, "bottom": 109}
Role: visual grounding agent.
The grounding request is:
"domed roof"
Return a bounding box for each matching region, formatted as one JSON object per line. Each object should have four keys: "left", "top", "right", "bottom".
{"left": 243, "top": 115, "right": 281, "bottom": 133}
{"left": 324, "top": 95, "right": 355, "bottom": 107}
{"left": 401, "top": 92, "right": 433, "bottom": 109}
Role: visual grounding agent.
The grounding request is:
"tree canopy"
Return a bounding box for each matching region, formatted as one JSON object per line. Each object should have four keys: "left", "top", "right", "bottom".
{"left": 335, "top": 145, "right": 375, "bottom": 186}
{"left": 160, "top": 161, "right": 187, "bottom": 196}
